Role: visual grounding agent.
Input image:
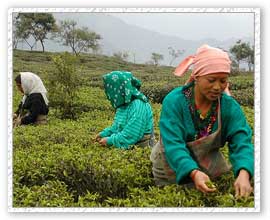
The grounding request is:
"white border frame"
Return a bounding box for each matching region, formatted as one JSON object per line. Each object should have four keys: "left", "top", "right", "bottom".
{"left": 7, "top": 7, "right": 260, "bottom": 212}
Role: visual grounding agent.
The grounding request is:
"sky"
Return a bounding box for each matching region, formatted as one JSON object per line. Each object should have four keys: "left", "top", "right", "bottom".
{"left": 1, "top": 0, "right": 269, "bottom": 220}
{"left": 112, "top": 12, "right": 254, "bottom": 41}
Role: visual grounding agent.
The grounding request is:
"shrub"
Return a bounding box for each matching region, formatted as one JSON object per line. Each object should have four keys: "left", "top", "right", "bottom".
{"left": 46, "top": 52, "right": 83, "bottom": 119}
{"left": 13, "top": 180, "right": 74, "bottom": 207}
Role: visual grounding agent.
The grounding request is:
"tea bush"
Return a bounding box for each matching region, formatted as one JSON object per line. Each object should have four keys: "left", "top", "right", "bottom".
{"left": 13, "top": 118, "right": 155, "bottom": 203}
{"left": 13, "top": 180, "right": 74, "bottom": 207}
{"left": 12, "top": 50, "right": 255, "bottom": 208}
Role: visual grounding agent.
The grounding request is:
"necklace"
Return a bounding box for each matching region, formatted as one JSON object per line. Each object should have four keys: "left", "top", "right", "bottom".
{"left": 194, "top": 102, "right": 211, "bottom": 120}
{"left": 190, "top": 86, "right": 218, "bottom": 139}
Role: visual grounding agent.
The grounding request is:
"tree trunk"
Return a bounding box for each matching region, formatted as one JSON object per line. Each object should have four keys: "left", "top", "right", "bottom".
{"left": 169, "top": 57, "right": 176, "bottom": 66}
{"left": 40, "top": 39, "right": 45, "bottom": 52}
{"left": 133, "top": 53, "right": 136, "bottom": 63}
{"left": 248, "top": 63, "right": 252, "bottom": 72}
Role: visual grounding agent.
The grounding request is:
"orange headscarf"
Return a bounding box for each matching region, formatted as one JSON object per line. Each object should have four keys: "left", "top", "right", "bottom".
{"left": 174, "top": 44, "right": 231, "bottom": 95}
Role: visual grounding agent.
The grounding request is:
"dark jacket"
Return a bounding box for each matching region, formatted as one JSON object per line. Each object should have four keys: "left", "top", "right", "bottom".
{"left": 15, "top": 93, "right": 49, "bottom": 125}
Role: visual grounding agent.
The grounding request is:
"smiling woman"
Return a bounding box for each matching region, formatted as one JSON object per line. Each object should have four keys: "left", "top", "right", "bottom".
{"left": 150, "top": 44, "right": 254, "bottom": 198}
{"left": 195, "top": 73, "right": 229, "bottom": 111}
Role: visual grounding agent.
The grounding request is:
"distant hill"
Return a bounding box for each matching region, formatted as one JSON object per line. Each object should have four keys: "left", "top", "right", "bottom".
{"left": 16, "top": 13, "right": 253, "bottom": 68}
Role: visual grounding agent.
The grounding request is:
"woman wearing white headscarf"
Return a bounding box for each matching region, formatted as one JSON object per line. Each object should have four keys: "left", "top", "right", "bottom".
{"left": 13, "top": 72, "right": 49, "bottom": 127}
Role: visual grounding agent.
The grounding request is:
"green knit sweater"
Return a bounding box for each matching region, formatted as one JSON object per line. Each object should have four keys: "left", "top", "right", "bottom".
{"left": 100, "top": 99, "right": 153, "bottom": 149}
{"left": 160, "top": 84, "right": 254, "bottom": 183}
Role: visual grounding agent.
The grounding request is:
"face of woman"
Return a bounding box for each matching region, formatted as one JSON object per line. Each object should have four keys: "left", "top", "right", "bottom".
{"left": 16, "top": 83, "right": 24, "bottom": 94}
{"left": 195, "top": 73, "right": 229, "bottom": 101}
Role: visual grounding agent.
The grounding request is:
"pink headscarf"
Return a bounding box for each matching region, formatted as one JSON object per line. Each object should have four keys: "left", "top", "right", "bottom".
{"left": 174, "top": 44, "right": 231, "bottom": 95}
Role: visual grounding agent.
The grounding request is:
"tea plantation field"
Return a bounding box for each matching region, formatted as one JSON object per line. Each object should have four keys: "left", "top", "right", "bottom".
{"left": 12, "top": 50, "right": 255, "bottom": 208}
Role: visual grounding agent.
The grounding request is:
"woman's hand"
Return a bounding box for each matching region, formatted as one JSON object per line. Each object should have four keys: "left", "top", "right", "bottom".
{"left": 234, "top": 169, "right": 253, "bottom": 198}
{"left": 98, "top": 137, "right": 108, "bottom": 146}
{"left": 190, "top": 170, "right": 217, "bottom": 193}
{"left": 13, "top": 117, "right": 21, "bottom": 128}
{"left": 95, "top": 133, "right": 102, "bottom": 142}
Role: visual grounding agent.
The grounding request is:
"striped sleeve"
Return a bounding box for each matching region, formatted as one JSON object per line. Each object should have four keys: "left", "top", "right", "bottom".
{"left": 100, "top": 113, "right": 119, "bottom": 138}
{"left": 107, "top": 99, "right": 148, "bottom": 149}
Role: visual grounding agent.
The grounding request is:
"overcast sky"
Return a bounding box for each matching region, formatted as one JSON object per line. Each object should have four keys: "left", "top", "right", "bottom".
{"left": 111, "top": 13, "right": 254, "bottom": 41}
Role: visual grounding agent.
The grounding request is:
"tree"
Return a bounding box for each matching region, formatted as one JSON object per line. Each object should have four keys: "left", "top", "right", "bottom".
{"left": 56, "top": 20, "right": 102, "bottom": 56}
{"left": 92, "top": 43, "right": 102, "bottom": 55}
{"left": 131, "top": 52, "right": 136, "bottom": 63}
{"left": 230, "top": 40, "right": 254, "bottom": 72}
{"left": 246, "top": 45, "right": 254, "bottom": 72}
{"left": 151, "top": 52, "right": 164, "bottom": 66}
{"left": 14, "top": 14, "right": 37, "bottom": 51}
{"left": 12, "top": 15, "right": 21, "bottom": 49}
{"left": 168, "top": 47, "right": 185, "bottom": 66}
{"left": 113, "top": 51, "right": 129, "bottom": 61}
{"left": 15, "top": 13, "right": 57, "bottom": 52}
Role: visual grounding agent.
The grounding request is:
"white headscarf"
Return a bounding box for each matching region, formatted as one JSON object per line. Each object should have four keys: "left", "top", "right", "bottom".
{"left": 20, "top": 72, "right": 49, "bottom": 105}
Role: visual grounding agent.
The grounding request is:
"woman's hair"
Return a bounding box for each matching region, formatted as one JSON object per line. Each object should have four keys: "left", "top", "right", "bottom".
{"left": 15, "top": 74, "right": 21, "bottom": 84}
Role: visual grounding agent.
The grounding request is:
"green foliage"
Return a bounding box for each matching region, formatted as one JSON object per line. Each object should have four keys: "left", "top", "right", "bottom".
{"left": 13, "top": 180, "right": 74, "bottom": 207}
{"left": 13, "top": 123, "right": 154, "bottom": 205}
{"left": 230, "top": 40, "right": 254, "bottom": 72}
{"left": 56, "top": 20, "right": 102, "bottom": 56}
{"left": 45, "top": 52, "right": 83, "bottom": 119}
{"left": 102, "top": 177, "right": 254, "bottom": 207}
{"left": 151, "top": 52, "right": 164, "bottom": 66}
{"left": 113, "top": 51, "right": 130, "bottom": 62}
{"left": 232, "top": 88, "right": 254, "bottom": 107}
{"left": 205, "top": 180, "right": 216, "bottom": 189}
{"left": 77, "top": 191, "right": 103, "bottom": 207}
{"left": 12, "top": 50, "right": 255, "bottom": 208}
{"left": 15, "top": 13, "right": 57, "bottom": 52}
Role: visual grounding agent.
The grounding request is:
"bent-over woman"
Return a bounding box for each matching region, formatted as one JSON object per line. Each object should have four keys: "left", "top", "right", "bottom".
{"left": 150, "top": 45, "right": 254, "bottom": 198}
{"left": 13, "top": 72, "right": 49, "bottom": 127}
{"left": 96, "top": 71, "right": 154, "bottom": 149}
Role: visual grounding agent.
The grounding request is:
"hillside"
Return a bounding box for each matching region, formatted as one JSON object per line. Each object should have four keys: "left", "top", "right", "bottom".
{"left": 15, "top": 12, "right": 253, "bottom": 68}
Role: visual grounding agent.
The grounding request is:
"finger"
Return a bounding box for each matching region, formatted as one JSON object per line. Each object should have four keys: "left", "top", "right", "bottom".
{"left": 247, "top": 186, "right": 253, "bottom": 197}
{"left": 239, "top": 186, "right": 250, "bottom": 198}
{"left": 239, "top": 187, "right": 246, "bottom": 197}
{"left": 198, "top": 183, "right": 216, "bottom": 193}
{"left": 239, "top": 190, "right": 248, "bottom": 198}
{"left": 239, "top": 190, "right": 245, "bottom": 198}
{"left": 234, "top": 185, "right": 240, "bottom": 198}
{"left": 241, "top": 186, "right": 253, "bottom": 198}
{"left": 196, "top": 185, "right": 207, "bottom": 193}
{"left": 202, "top": 185, "right": 216, "bottom": 193}
{"left": 244, "top": 191, "right": 251, "bottom": 198}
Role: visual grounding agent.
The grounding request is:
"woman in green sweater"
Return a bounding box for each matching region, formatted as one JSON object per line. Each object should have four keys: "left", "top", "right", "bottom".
{"left": 151, "top": 45, "right": 254, "bottom": 198}
{"left": 96, "top": 71, "right": 154, "bottom": 149}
